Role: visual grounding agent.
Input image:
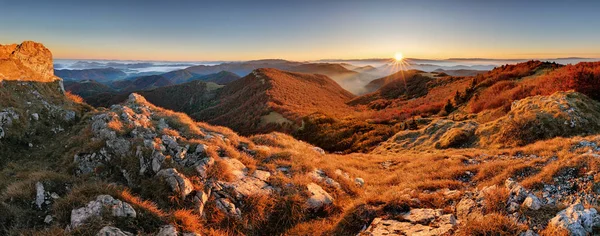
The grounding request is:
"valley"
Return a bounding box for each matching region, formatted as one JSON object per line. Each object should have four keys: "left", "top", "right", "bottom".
{"left": 2, "top": 41, "right": 600, "bottom": 236}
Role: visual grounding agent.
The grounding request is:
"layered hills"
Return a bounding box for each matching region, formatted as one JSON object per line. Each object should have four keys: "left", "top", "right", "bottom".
{"left": 7, "top": 41, "right": 600, "bottom": 235}
{"left": 191, "top": 68, "right": 356, "bottom": 134}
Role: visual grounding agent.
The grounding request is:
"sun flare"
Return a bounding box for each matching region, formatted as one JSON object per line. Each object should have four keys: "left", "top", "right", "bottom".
{"left": 394, "top": 52, "right": 404, "bottom": 61}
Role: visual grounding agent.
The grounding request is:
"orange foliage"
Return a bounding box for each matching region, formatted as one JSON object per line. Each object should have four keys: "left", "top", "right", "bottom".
{"left": 65, "top": 91, "right": 84, "bottom": 104}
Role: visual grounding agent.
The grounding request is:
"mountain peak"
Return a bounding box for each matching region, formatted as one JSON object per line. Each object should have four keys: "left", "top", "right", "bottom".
{"left": 0, "top": 41, "right": 57, "bottom": 82}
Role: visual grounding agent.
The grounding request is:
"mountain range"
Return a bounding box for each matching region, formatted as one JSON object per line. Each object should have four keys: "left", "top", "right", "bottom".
{"left": 4, "top": 41, "right": 600, "bottom": 235}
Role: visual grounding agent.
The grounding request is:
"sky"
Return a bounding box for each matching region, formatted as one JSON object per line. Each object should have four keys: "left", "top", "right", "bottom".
{"left": 1, "top": 0, "right": 600, "bottom": 61}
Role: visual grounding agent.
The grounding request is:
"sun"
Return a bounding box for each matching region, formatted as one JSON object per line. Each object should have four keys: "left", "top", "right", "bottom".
{"left": 394, "top": 52, "right": 404, "bottom": 61}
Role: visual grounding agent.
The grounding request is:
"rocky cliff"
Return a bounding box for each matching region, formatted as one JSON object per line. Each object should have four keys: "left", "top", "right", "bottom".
{"left": 0, "top": 41, "right": 58, "bottom": 82}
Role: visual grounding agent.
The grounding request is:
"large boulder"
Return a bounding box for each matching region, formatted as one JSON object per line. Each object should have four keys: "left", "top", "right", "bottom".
{"left": 0, "top": 41, "right": 58, "bottom": 82}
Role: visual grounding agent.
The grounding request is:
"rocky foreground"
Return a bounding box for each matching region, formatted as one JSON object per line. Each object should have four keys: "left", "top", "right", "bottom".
{"left": 2, "top": 41, "right": 600, "bottom": 235}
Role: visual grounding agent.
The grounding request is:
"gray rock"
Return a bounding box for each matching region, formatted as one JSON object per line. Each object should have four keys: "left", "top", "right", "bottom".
{"left": 193, "top": 190, "right": 210, "bottom": 216}
{"left": 548, "top": 203, "right": 600, "bottom": 236}
{"left": 252, "top": 170, "right": 271, "bottom": 181}
{"left": 35, "top": 182, "right": 45, "bottom": 209}
{"left": 522, "top": 194, "right": 542, "bottom": 210}
{"left": 106, "top": 138, "right": 131, "bottom": 157}
{"left": 64, "top": 110, "right": 76, "bottom": 121}
{"left": 156, "top": 168, "right": 194, "bottom": 199}
{"left": 306, "top": 183, "right": 334, "bottom": 210}
{"left": 44, "top": 215, "right": 52, "bottom": 224}
{"left": 215, "top": 198, "right": 242, "bottom": 218}
{"left": 96, "top": 226, "right": 133, "bottom": 236}
{"left": 156, "top": 225, "right": 178, "bottom": 236}
{"left": 31, "top": 113, "right": 39, "bottom": 121}
{"left": 403, "top": 208, "right": 443, "bottom": 224}
{"left": 355, "top": 177, "right": 365, "bottom": 186}
{"left": 70, "top": 195, "right": 136, "bottom": 228}
{"left": 456, "top": 198, "right": 477, "bottom": 219}
{"left": 313, "top": 147, "right": 325, "bottom": 155}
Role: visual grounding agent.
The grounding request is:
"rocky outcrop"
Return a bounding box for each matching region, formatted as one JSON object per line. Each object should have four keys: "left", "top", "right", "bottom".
{"left": 157, "top": 168, "right": 194, "bottom": 199}
{"left": 548, "top": 203, "right": 600, "bottom": 236}
{"left": 70, "top": 195, "right": 136, "bottom": 228}
{"left": 0, "top": 41, "right": 58, "bottom": 82}
{"left": 479, "top": 91, "right": 600, "bottom": 147}
{"left": 361, "top": 209, "right": 456, "bottom": 235}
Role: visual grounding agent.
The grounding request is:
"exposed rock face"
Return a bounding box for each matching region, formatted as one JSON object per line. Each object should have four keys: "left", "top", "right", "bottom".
{"left": 70, "top": 195, "right": 136, "bottom": 228}
{"left": 361, "top": 209, "right": 456, "bottom": 235}
{"left": 0, "top": 41, "right": 58, "bottom": 82}
{"left": 157, "top": 168, "right": 194, "bottom": 199}
{"left": 548, "top": 203, "right": 600, "bottom": 236}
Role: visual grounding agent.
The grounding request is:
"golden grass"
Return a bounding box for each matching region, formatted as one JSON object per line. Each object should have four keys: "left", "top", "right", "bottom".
{"left": 457, "top": 213, "right": 527, "bottom": 236}
{"left": 170, "top": 209, "right": 204, "bottom": 233}
{"left": 65, "top": 91, "right": 84, "bottom": 104}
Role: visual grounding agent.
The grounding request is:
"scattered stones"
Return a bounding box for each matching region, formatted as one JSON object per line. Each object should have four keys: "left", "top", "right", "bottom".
{"left": 70, "top": 195, "right": 136, "bottom": 228}
{"left": 309, "top": 169, "right": 341, "bottom": 189}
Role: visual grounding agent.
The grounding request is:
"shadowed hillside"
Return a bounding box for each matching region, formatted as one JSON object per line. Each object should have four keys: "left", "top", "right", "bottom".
{"left": 192, "top": 68, "right": 356, "bottom": 135}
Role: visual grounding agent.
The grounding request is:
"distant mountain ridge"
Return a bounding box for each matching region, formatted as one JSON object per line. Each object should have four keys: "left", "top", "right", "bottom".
{"left": 55, "top": 67, "right": 127, "bottom": 83}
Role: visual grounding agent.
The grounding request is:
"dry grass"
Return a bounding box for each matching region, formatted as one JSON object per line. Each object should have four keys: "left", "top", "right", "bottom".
{"left": 170, "top": 209, "right": 204, "bottom": 233}
{"left": 457, "top": 213, "right": 527, "bottom": 236}
{"left": 65, "top": 91, "right": 85, "bottom": 104}
{"left": 539, "top": 224, "right": 570, "bottom": 236}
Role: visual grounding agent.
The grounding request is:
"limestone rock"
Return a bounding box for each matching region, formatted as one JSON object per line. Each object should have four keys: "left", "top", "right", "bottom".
{"left": 456, "top": 198, "right": 477, "bottom": 219}
{"left": 403, "top": 208, "right": 443, "bottom": 224}
{"left": 70, "top": 195, "right": 136, "bottom": 228}
{"left": 361, "top": 213, "right": 456, "bottom": 236}
{"left": 215, "top": 198, "right": 242, "bottom": 218}
{"left": 253, "top": 170, "right": 271, "bottom": 181}
{"left": 156, "top": 168, "right": 194, "bottom": 199}
{"left": 0, "top": 41, "right": 58, "bottom": 82}
{"left": 522, "top": 194, "right": 542, "bottom": 210}
{"left": 156, "top": 225, "right": 178, "bottom": 236}
{"left": 306, "top": 183, "right": 334, "bottom": 210}
{"left": 35, "top": 182, "right": 45, "bottom": 209}
{"left": 548, "top": 203, "right": 600, "bottom": 236}
{"left": 96, "top": 226, "right": 133, "bottom": 236}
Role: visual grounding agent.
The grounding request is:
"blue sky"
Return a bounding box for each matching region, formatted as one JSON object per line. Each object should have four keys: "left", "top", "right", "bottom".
{"left": 1, "top": 0, "right": 600, "bottom": 61}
